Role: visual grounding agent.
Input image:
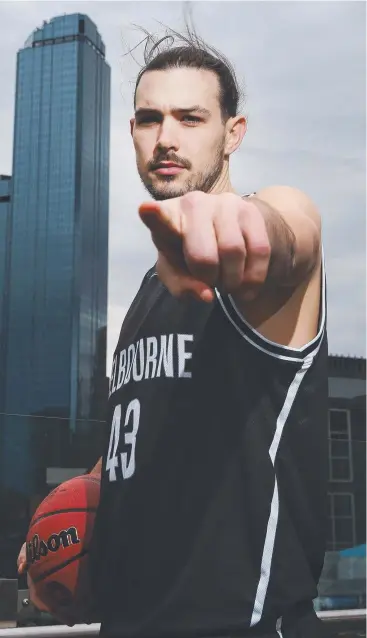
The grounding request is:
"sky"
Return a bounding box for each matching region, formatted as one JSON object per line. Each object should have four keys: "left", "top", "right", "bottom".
{"left": 0, "top": 0, "right": 365, "bottom": 374}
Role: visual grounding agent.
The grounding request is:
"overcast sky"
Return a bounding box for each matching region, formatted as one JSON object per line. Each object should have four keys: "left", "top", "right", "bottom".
{"left": 0, "top": 1, "right": 365, "bottom": 373}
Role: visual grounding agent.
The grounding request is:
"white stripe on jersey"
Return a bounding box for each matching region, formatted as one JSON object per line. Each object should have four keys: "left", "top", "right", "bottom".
{"left": 250, "top": 343, "right": 323, "bottom": 626}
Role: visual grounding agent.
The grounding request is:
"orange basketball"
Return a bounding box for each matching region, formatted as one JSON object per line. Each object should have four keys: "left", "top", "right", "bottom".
{"left": 26, "top": 474, "right": 100, "bottom": 624}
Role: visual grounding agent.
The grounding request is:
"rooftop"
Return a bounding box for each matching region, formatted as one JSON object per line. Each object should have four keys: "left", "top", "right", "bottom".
{"left": 23, "top": 13, "right": 105, "bottom": 58}
{"left": 328, "top": 355, "right": 366, "bottom": 379}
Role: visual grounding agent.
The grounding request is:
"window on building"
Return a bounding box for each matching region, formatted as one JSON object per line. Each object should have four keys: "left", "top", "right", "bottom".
{"left": 329, "top": 409, "right": 353, "bottom": 482}
{"left": 327, "top": 492, "right": 356, "bottom": 550}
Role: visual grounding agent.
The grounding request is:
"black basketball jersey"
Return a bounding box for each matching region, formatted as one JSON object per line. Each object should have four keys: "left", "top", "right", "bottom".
{"left": 91, "top": 257, "right": 328, "bottom": 638}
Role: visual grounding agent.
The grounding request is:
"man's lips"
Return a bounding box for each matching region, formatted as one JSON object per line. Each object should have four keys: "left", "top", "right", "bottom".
{"left": 151, "top": 162, "right": 185, "bottom": 175}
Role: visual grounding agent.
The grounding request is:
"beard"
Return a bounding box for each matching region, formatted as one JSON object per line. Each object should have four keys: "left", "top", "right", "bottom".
{"left": 137, "top": 142, "right": 225, "bottom": 201}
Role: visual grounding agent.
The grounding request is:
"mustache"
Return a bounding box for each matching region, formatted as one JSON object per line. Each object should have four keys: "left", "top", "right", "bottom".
{"left": 148, "top": 153, "right": 191, "bottom": 171}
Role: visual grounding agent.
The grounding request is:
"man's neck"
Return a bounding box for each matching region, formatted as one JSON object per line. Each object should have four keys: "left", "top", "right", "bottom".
{"left": 209, "top": 165, "right": 237, "bottom": 196}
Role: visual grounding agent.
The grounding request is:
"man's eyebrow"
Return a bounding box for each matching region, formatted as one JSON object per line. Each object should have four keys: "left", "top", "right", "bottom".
{"left": 135, "top": 105, "right": 211, "bottom": 117}
{"left": 135, "top": 108, "right": 160, "bottom": 118}
{"left": 178, "top": 105, "right": 211, "bottom": 116}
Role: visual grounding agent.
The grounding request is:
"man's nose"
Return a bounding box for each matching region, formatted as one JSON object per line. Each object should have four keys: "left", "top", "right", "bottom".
{"left": 155, "top": 119, "right": 179, "bottom": 153}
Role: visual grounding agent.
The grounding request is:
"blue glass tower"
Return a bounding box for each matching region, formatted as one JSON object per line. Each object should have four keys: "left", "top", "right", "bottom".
{"left": 0, "top": 176, "right": 12, "bottom": 407}
{"left": 0, "top": 14, "right": 110, "bottom": 501}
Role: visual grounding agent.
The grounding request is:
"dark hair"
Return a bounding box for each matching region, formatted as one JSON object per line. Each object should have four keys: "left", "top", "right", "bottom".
{"left": 131, "top": 18, "right": 242, "bottom": 121}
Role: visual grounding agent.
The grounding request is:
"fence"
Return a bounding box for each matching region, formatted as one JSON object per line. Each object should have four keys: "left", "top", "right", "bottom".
{"left": 0, "top": 609, "right": 366, "bottom": 638}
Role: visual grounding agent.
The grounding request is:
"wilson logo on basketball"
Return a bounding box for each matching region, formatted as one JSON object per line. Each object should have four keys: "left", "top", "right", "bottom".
{"left": 27, "top": 527, "right": 81, "bottom": 564}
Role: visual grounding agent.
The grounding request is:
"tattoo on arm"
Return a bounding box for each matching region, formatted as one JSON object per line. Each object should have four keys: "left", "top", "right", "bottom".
{"left": 249, "top": 196, "right": 297, "bottom": 286}
{"left": 264, "top": 210, "right": 297, "bottom": 286}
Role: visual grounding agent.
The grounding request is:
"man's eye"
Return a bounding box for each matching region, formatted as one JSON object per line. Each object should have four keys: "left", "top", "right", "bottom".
{"left": 182, "top": 115, "right": 201, "bottom": 124}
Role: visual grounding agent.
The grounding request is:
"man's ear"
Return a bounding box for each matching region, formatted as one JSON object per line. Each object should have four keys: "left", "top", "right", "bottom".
{"left": 130, "top": 118, "right": 135, "bottom": 137}
{"left": 225, "top": 115, "right": 247, "bottom": 156}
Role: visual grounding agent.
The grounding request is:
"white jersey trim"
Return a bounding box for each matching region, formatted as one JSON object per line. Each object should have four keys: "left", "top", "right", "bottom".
{"left": 250, "top": 346, "right": 322, "bottom": 626}
{"left": 215, "top": 298, "right": 306, "bottom": 362}
{"left": 216, "top": 248, "right": 326, "bottom": 361}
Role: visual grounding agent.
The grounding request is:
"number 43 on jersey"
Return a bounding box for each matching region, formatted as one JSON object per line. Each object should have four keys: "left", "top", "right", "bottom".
{"left": 106, "top": 399, "right": 141, "bottom": 481}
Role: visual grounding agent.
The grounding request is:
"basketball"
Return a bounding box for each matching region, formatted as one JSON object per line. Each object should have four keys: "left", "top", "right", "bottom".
{"left": 26, "top": 474, "right": 100, "bottom": 624}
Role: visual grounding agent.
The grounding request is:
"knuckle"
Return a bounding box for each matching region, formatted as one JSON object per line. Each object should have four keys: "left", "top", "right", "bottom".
{"left": 219, "top": 191, "right": 235, "bottom": 202}
{"left": 188, "top": 252, "right": 218, "bottom": 270}
{"left": 247, "top": 270, "right": 266, "bottom": 285}
{"left": 250, "top": 239, "right": 271, "bottom": 258}
{"left": 217, "top": 239, "right": 244, "bottom": 257}
{"left": 218, "top": 192, "right": 241, "bottom": 215}
{"left": 259, "top": 243, "right": 271, "bottom": 259}
{"left": 182, "top": 191, "right": 205, "bottom": 207}
{"left": 226, "top": 192, "right": 241, "bottom": 205}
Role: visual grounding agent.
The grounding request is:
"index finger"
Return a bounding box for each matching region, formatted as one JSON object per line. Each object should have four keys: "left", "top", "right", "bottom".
{"left": 139, "top": 201, "right": 185, "bottom": 261}
{"left": 139, "top": 201, "right": 182, "bottom": 237}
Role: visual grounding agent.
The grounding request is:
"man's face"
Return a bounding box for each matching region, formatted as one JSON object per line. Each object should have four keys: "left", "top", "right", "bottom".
{"left": 131, "top": 67, "right": 229, "bottom": 200}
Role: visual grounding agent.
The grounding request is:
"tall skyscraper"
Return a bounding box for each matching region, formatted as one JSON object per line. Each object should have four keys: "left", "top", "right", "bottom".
{"left": 0, "top": 14, "right": 110, "bottom": 503}
{"left": 0, "top": 175, "right": 12, "bottom": 410}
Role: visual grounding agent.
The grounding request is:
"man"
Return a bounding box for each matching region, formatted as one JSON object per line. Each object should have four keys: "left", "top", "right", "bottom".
{"left": 19, "top": 33, "right": 329, "bottom": 638}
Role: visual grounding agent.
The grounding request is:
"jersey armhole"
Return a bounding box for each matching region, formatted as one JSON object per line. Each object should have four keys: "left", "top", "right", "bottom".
{"left": 216, "top": 248, "right": 326, "bottom": 363}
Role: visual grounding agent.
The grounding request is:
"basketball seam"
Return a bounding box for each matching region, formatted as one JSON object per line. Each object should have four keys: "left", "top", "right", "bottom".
{"left": 29, "top": 507, "right": 97, "bottom": 529}
{"left": 32, "top": 548, "right": 89, "bottom": 583}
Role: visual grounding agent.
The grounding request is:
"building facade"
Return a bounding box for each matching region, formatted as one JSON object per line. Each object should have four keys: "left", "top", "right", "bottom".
{"left": 0, "top": 14, "right": 110, "bottom": 524}
{"left": 0, "top": 175, "right": 12, "bottom": 415}
{"left": 316, "top": 355, "right": 366, "bottom": 611}
{"left": 327, "top": 355, "right": 366, "bottom": 552}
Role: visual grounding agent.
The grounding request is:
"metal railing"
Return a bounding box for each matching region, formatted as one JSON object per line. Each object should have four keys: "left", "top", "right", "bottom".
{"left": 0, "top": 582, "right": 364, "bottom": 637}
{"left": 0, "top": 610, "right": 365, "bottom": 638}
{"left": 0, "top": 627, "right": 100, "bottom": 637}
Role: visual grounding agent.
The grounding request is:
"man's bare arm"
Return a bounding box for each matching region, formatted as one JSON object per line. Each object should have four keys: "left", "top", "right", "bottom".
{"left": 232, "top": 186, "right": 323, "bottom": 348}
{"left": 244, "top": 186, "right": 321, "bottom": 291}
